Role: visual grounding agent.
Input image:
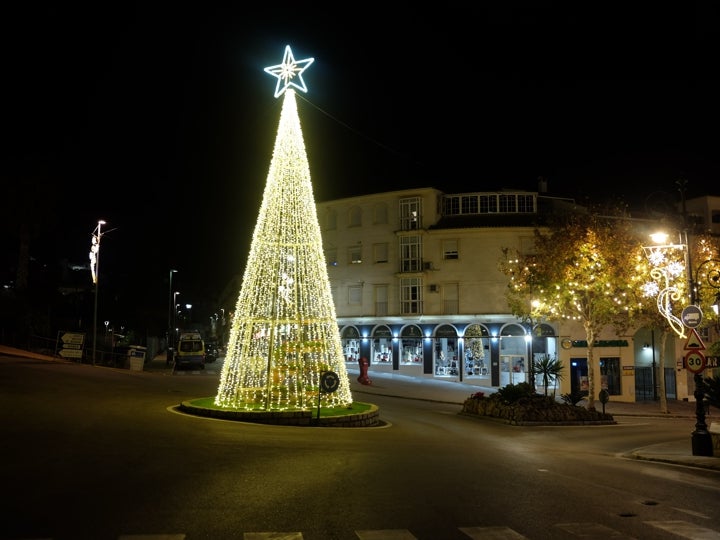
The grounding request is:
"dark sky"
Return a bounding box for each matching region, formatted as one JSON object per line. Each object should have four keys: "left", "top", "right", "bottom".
{"left": 3, "top": 3, "right": 720, "bottom": 323}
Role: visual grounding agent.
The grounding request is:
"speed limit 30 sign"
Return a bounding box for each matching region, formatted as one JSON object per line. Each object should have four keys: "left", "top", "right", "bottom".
{"left": 684, "top": 351, "right": 706, "bottom": 373}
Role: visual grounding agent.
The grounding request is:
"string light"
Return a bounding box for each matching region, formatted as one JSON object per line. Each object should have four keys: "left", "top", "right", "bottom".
{"left": 215, "top": 48, "right": 352, "bottom": 411}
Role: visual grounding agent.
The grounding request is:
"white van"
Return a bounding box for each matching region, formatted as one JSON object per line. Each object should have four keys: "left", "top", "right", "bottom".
{"left": 175, "top": 332, "right": 206, "bottom": 370}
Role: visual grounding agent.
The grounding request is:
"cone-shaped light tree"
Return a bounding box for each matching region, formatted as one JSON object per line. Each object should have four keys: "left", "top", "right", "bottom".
{"left": 215, "top": 46, "right": 353, "bottom": 411}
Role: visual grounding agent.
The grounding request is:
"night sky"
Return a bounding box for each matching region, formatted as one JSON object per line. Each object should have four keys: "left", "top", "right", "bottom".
{"left": 3, "top": 3, "right": 720, "bottom": 327}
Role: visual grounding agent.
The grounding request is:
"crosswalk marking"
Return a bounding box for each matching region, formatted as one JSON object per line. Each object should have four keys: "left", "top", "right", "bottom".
{"left": 355, "top": 530, "right": 416, "bottom": 539}
{"left": 646, "top": 520, "right": 720, "bottom": 539}
{"left": 459, "top": 526, "right": 528, "bottom": 539}
{"left": 244, "top": 533, "right": 303, "bottom": 540}
{"left": 119, "top": 536, "right": 186, "bottom": 539}
{"left": 555, "top": 522, "right": 635, "bottom": 538}
{"left": 19, "top": 520, "right": 720, "bottom": 539}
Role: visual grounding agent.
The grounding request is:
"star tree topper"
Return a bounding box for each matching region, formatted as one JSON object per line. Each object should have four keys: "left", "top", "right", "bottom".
{"left": 264, "top": 45, "right": 314, "bottom": 98}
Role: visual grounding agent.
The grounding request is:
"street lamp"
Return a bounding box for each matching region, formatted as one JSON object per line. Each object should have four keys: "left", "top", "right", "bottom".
{"left": 167, "top": 269, "right": 177, "bottom": 365}
{"left": 643, "top": 228, "right": 718, "bottom": 456}
{"left": 185, "top": 303, "right": 193, "bottom": 325}
{"left": 689, "top": 257, "right": 720, "bottom": 457}
{"left": 89, "top": 219, "right": 107, "bottom": 366}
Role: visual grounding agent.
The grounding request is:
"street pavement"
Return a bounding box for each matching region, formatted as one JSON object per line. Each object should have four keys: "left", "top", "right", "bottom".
{"left": 2, "top": 344, "right": 719, "bottom": 471}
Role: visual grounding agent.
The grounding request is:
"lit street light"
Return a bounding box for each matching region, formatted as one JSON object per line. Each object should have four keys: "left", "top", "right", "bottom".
{"left": 167, "top": 269, "right": 177, "bottom": 365}
{"left": 89, "top": 219, "right": 107, "bottom": 366}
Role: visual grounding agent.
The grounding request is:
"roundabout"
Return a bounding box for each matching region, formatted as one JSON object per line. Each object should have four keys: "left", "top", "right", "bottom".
{"left": 178, "top": 397, "right": 381, "bottom": 427}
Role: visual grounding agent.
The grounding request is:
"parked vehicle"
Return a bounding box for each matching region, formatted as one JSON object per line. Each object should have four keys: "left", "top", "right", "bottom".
{"left": 204, "top": 339, "right": 219, "bottom": 363}
{"left": 175, "top": 332, "right": 205, "bottom": 370}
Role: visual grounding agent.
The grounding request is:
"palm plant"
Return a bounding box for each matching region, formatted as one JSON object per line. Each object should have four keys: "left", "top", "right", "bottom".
{"left": 533, "top": 353, "right": 564, "bottom": 397}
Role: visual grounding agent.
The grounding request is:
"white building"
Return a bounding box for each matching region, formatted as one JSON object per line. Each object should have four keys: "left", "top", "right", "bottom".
{"left": 317, "top": 188, "right": 720, "bottom": 403}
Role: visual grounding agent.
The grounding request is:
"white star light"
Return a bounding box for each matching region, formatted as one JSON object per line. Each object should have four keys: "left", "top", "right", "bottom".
{"left": 264, "top": 45, "right": 314, "bottom": 98}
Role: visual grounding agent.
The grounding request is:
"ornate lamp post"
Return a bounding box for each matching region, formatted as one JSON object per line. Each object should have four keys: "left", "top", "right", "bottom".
{"left": 689, "top": 258, "right": 720, "bottom": 456}
{"left": 643, "top": 231, "right": 717, "bottom": 456}
{"left": 89, "top": 220, "right": 106, "bottom": 366}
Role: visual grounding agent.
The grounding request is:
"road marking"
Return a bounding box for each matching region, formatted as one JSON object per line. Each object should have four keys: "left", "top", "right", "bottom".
{"left": 646, "top": 520, "right": 720, "bottom": 539}
{"left": 460, "top": 526, "right": 528, "bottom": 539}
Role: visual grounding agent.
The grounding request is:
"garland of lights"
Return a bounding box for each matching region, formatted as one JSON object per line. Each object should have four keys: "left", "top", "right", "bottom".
{"left": 215, "top": 46, "right": 352, "bottom": 411}
{"left": 642, "top": 243, "right": 688, "bottom": 338}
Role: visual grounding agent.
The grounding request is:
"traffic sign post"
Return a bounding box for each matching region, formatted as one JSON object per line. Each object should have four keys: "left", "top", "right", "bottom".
{"left": 56, "top": 331, "right": 86, "bottom": 362}
{"left": 316, "top": 371, "right": 340, "bottom": 423}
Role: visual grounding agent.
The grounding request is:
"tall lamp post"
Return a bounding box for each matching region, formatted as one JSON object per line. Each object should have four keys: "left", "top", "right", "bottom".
{"left": 167, "top": 269, "right": 177, "bottom": 365}
{"left": 689, "top": 257, "right": 720, "bottom": 456}
{"left": 643, "top": 229, "right": 717, "bottom": 456}
{"left": 89, "top": 220, "right": 107, "bottom": 366}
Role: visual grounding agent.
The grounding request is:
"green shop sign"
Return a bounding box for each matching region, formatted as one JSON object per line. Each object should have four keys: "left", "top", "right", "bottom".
{"left": 570, "top": 340, "right": 629, "bottom": 348}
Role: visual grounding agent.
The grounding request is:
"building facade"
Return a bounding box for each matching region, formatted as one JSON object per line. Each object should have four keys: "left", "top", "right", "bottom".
{"left": 317, "top": 188, "right": 720, "bottom": 403}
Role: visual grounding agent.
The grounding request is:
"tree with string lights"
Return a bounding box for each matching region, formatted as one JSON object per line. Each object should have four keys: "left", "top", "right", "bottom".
{"left": 214, "top": 46, "right": 352, "bottom": 411}
{"left": 499, "top": 209, "right": 647, "bottom": 411}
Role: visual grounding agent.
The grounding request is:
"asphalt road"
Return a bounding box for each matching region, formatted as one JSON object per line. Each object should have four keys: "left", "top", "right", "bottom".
{"left": 1, "top": 353, "right": 719, "bottom": 540}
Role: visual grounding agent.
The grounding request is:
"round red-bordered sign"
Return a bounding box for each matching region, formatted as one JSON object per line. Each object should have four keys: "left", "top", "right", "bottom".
{"left": 684, "top": 351, "right": 706, "bottom": 373}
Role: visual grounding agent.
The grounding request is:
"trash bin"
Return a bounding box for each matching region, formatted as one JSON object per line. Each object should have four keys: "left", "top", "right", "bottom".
{"left": 127, "top": 346, "right": 147, "bottom": 371}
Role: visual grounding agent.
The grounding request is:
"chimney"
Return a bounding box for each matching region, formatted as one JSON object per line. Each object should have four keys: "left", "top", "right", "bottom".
{"left": 537, "top": 176, "right": 548, "bottom": 193}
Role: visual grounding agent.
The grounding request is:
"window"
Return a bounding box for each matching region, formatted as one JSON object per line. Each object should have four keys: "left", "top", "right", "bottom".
{"left": 349, "top": 246, "right": 362, "bottom": 264}
{"left": 374, "top": 284, "right": 388, "bottom": 316}
{"left": 348, "top": 206, "right": 362, "bottom": 227}
{"left": 326, "top": 248, "right": 338, "bottom": 267}
{"left": 517, "top": 195, "right": 534, "bottom": 212}
{"left": 400, "top": 197, "right": 421, "bottom": 230}
{"left": 399, "top": 236, "right": 421, "bottom": 272}
{"left": 712, "top": 210, "right": 720, "bottom": 224}
{"left": 442, "top": 193, "right": 536, "bottom": 215}
{"left": 400, "top": 278, "right": 422, "bottom": 314}
{"left": 479, "top": 195, "right": 498, "bottom": 213}
{"left": 348, "top": 285, "right": 362, "bottom": 305}
{"left": 461, "top": 196, "right": 478, "bottom": 214}
{"left": 600, "top": 357, "right": 621, "bottom": 395}
{"left": 499, "top": 194, "right": 517, "bottom": 212}
{"left": 326, "top": 209, "right": 337, "bottom": 230}
{"left": 442, "top": 239, "right": 458, "bottom": 260}
{"left": 373, "top": 203, "right": 388, "bottom": 224}
{"left": 373, "top": 242, "right": 388, "bottom": 263}
{"left": 443, "top": 282, "right": 459, "bottom": 314}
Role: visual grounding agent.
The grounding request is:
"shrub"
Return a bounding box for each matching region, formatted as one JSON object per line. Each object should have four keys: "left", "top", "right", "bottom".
{"left": 561, "top": 389, "right": 586, "bottom": 406}
{"left": 496, "top": 382, "right": 535, "bottom": 404}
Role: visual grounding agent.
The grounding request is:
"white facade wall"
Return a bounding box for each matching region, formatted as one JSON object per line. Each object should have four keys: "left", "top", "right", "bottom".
{"left": 314, "top": 189, "right": 720, "bottom": 403}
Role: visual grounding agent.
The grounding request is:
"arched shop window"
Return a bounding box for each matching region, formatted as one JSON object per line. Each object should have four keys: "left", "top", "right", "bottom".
{"left": 400, "top": 325, "right": 423, "bottom": 365}
{"left": 341, "top": 326, "right": 360, "bottom": 363}
{"left": 464, "top": 324, "right": 490, "bottom": 378}
{"left": 433, "top": 324, "right": 458, "bottom": 377}
{"left": 500, "top": 323, "right": 528, "bottom": 387}
{"left": 371, "top": 325, "right": 393, "bottom": 364}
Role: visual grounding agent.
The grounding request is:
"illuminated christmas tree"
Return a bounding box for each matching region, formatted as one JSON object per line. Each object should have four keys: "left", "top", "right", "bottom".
{"left": 215, "top": 46, "right": 353, "bottom": 411}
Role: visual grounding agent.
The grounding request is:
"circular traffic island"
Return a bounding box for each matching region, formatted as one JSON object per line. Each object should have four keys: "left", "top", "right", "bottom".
{"left": 178, "top": 397, "right": 382, "bottom": 427}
